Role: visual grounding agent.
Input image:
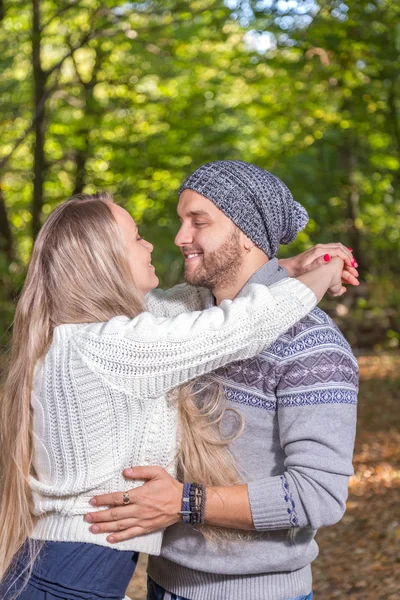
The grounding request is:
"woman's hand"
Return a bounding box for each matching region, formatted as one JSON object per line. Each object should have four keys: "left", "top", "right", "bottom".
{"left": 279, "top": 243, "right": 359, "bottom": 287}
{"left": 297, "top": 256, "right": 349, "bottom": 302}
{"left": 327, "top": 257, "right": 348, "bottom": 296}
{"left": 84, "top": 467, "right": 183, "bottom": 544}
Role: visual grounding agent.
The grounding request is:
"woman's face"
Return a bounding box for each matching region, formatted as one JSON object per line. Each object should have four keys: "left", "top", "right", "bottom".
{"left": 109, "top": 203, "right": 159, "bottom": 295}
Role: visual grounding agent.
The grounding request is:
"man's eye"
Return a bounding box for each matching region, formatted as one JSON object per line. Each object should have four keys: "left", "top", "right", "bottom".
{"left": 194, "top": 222, "right": 207, "bottom": 227}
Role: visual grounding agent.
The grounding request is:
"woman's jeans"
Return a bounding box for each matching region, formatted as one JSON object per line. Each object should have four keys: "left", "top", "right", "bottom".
{"left": 147, "top": 576, "right": 313, "bottom": 600}
{"left": 1, "top": 541, "right": 138, "bottom": 600}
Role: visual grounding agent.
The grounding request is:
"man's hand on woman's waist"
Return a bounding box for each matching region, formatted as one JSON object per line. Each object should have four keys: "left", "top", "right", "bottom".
{"left": 84, "top": 466, "right": 254, "bottom": 544}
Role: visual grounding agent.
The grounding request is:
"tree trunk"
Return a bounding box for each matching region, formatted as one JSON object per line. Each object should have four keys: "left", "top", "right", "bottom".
{"left": 72, "top": 147, "right": 88, "bottom": 195}
{"left": 31, "top": 0, "right": 47, "bottom": 238}
{"left": 340, "top": 141, "right": 367, "bottom": 276}
{"left": 0, "top": 188, "right": 13, "bottom": 262}
{"left": 72, "top": 48, "right": 102, "bottom": 195}
{"left": 387, "top": 81, "right": 400, "bottom": 187}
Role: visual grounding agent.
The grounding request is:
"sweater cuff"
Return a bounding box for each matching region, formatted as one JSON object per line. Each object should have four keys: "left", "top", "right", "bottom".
{"left": 269, "top": 278, "right": 317, "bottom": 314}
{"left": 248, "top": 475, "right": 299, "bottom": 531}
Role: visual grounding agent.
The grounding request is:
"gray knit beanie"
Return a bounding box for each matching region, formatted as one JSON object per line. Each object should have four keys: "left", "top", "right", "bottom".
{"left": 179, "top": 160, "right": 309, "bottom": 258}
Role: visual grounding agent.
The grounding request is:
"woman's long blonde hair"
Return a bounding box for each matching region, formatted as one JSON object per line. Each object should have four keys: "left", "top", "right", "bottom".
{"left": 0, "top": 192, "right": 145, "bottom": 583}
{"left": 176, "top": 379, "right": 247, "bottom": 542}
{"left": 0, "top": 191, "right": 244, "bottom": 585}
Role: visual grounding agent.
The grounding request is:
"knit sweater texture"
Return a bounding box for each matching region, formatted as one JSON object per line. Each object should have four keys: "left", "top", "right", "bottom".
{"left": 29, "top": 278, "right": 316, "bottom": 555}
{"left": 148, "top": 259, "right": 359, "bottom": 600}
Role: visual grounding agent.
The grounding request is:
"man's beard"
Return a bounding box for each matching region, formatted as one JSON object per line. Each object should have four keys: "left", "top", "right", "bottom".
{"left": 183, "top": 229, "right": 244, "bottom": 291}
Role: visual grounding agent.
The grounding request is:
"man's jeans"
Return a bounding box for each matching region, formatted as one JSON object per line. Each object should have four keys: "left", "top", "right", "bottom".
{"left": 147, "top": 576, "right": 313, "bottom": 600}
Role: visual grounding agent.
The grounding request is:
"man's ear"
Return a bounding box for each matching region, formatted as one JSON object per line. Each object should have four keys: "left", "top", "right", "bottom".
{"left": 241, "top": 231, "right": 254, "bottom": 253}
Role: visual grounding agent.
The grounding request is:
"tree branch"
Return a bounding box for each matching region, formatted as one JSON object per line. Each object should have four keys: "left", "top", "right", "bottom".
{"left": 44, "top": 4, "right": 116, "bottom": 81}
{"left": 45, "top": 30, "right": 93, "bottom": 79}
{"left": 0, "top": 80, "right": 58, "bottom": 172}
{"left": 40, "top": 0, "right": 82, "bottom": 31}
{"left": 67, "top": 34, "right": 85, "bottom": 86}
{"left": 1, "top": 8, "right": 113, "bottom": 172}
{"left": 0, "top": 125, "right": 34, "bottom": 172}
{"left": 388, "top": 80, "right": 400, "bottom": 162}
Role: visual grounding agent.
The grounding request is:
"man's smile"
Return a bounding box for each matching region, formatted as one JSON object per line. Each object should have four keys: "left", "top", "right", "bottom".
{"left": 182, "top": 251, "right": 204, "bottom": 263}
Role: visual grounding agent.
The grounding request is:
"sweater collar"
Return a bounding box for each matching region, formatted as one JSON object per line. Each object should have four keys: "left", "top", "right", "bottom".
{"left": 246, "top": 258, "right": 288, "bottom": 287}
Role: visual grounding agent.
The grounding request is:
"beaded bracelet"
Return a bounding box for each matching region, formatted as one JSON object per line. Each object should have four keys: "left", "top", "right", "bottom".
{"left": 180, "top": 482, "right": 206, "bottom": 525}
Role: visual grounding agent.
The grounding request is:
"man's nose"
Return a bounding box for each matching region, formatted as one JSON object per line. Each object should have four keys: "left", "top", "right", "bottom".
{"left": 174, "top": 224, "right": 193, "bottom": 247}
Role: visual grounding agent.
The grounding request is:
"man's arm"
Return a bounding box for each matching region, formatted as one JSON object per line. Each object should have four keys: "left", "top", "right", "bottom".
{"left": 84, "top": 467, "right": 254, "bottom": 543}
{"left": 247, "top": 338, "right": 358, "bottom": 531}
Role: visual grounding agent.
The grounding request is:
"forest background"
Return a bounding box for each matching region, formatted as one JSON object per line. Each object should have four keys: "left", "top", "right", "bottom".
{"left": 0, "top": 2, "right": 399, "bottom": 599}
{"left": 0, "top": 0, "right": 399, "bottom": 349}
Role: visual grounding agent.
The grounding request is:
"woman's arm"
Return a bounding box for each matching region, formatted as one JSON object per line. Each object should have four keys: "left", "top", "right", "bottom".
{"left": 72, "top": 279, "right": 315, "bottom": 398}
{"left": 72, "top": 259, "right": 343, "bottom": 399}
{"left": 84, "top": 317, "right": 358, "bottom": 541}
{"left": 146, "top": 284, "right": 210, "bottom": 317}
{"left": 146, "top": 245, "right": 358, "bottom": 319}
{"left": 74, "top": 261, "right": 348, "bottom": 399}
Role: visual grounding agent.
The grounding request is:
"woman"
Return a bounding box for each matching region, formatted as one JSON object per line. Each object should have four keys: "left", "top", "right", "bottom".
{"left": 0, "top": 192, "right": 345, "bottom": 600}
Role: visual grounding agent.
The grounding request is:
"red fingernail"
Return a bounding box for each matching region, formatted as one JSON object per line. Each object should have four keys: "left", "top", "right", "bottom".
{"left": 351, "top": 259, "right": 357, "bottom": 267}
{"left": 323, "top": 254, "right": 331, "bottom": 262}
{"left": 347, "top": 248, "right": 353, "bottom": 252}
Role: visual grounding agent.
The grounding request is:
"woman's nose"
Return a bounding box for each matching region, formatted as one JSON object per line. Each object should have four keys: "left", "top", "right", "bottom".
{"left": 144, "top": 239, "right": 154, "bottom": 252}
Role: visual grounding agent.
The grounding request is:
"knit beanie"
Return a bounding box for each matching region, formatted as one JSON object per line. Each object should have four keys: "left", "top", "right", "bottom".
{"left": 179, "top": 160, "right": 309, "bottom": 258}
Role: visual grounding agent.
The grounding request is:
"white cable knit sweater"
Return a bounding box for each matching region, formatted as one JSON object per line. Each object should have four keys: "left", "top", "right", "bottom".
{"left": 30, "top": 279, "right": 316, "bottom": 554}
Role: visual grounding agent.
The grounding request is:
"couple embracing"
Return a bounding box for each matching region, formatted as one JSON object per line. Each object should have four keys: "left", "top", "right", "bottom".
{"left": 0, "top": 160, "right": 359, "bottom": 600}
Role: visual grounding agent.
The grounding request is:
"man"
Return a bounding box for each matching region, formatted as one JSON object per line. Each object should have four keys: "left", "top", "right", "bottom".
{"left": 87, "top": 161, "right": 359, "bottom": 600}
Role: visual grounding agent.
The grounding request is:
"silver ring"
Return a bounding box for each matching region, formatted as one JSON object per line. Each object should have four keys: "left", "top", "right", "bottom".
{"left": 122, "top": 491, "right": 130, "bottom": 505}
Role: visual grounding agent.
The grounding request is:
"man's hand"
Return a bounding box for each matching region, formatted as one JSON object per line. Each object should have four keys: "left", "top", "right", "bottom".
{"left": 279, "top": 243, "right": 359, "bottom": 288}
{"left": 84, "top": 467, "right": 182, "bottom": 544}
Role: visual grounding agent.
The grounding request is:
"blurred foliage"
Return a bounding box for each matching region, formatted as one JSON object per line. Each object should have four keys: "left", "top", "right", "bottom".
{"left": 0, "top": 0, "right": 399, "bottom": 349}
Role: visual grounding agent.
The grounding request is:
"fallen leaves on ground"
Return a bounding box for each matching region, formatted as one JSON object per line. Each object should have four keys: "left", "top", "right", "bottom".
{"left": 312, "top": 353, "right": 400, "bottom": 600}
{"left": 128, "top": 353, "right": 400, "bottom": 600}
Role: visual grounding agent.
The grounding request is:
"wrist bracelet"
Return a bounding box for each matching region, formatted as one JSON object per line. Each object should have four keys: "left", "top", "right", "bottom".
{"left": 180, "top": 482, "right": 192, "bottom": 524}
{"left": 180, "top": 482, "right": 206, "bottom": 525}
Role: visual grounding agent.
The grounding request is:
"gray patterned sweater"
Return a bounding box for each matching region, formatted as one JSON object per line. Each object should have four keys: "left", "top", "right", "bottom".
{"left": 148, "top": 259, "right": 359, "bottom": 600}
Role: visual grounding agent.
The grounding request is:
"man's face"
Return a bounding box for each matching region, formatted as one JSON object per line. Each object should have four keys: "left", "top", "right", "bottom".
{"left": 175, "top": 190, "right": 244, "bottom": 290}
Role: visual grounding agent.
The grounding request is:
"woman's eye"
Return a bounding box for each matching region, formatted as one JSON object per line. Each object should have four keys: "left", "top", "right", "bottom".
{"left": 137, "top": 236, "right": 143, "bottom": 241}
